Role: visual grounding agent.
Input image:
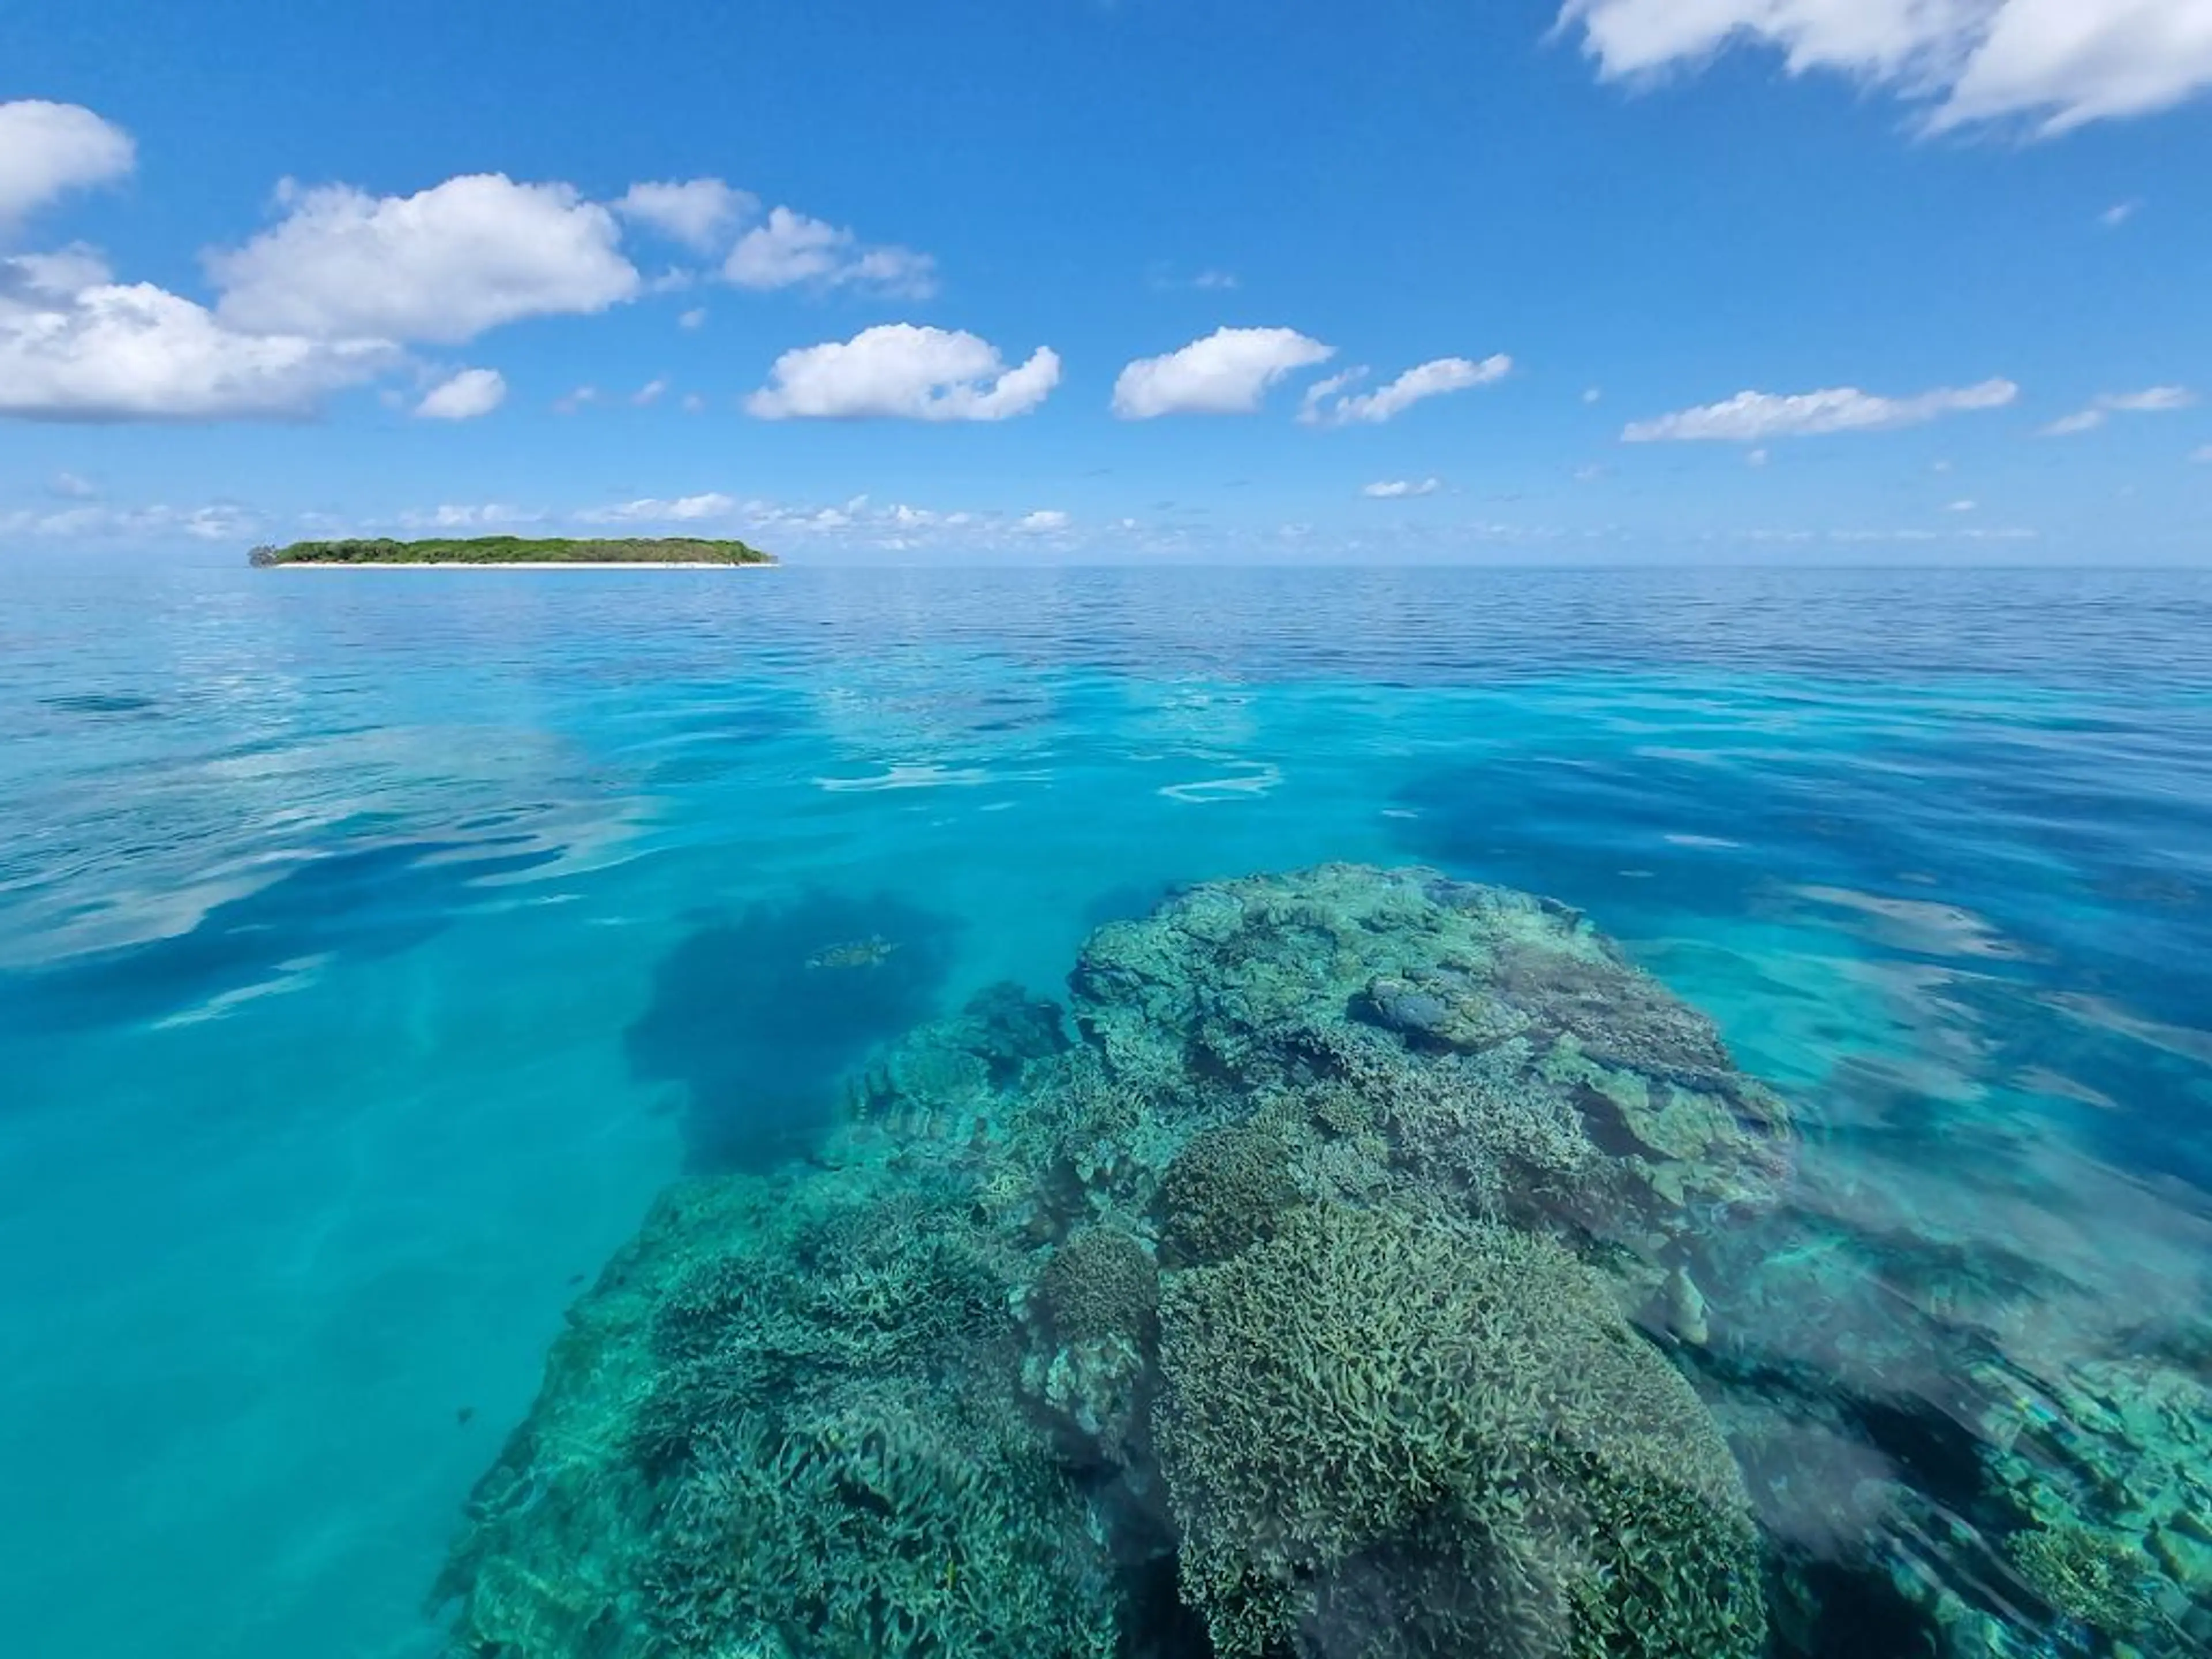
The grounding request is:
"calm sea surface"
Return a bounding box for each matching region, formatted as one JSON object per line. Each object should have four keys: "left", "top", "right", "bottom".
{"left": 3, "top": 559, "right": 2209, "bottom": 1658}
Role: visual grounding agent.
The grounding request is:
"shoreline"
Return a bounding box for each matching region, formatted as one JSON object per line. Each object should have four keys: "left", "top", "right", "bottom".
{"left": 268, "top": 561, "right": 779, "bottom": 570}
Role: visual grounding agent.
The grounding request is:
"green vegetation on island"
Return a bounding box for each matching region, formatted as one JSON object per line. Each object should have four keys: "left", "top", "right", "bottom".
{"left": 249, "top": 536, "right": 775, "bottom": 566}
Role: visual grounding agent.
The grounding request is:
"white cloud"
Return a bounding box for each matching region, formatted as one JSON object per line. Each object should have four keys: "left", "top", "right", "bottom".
{"left": 1016, "top": 509, "right": 1071, "bottom": 532}
{"left": 397, "top": 502, "right": 541, "bottom": 529}
{"left": 2041, "top": 384, "right": 2197, "bottom": 435}
{"left": 50, "top": 469, "right": 97, "bottom": 498}
{"left": 1948, "top": 498, "right": 1979, "bottom": 512}
{"left": 1623, "top": 378, "right": 2019, "bottom": 442}
{"left": 1746, "top": 447, "right": 1770, "bottom": 467}
{"left": 746, "top": 324, "right": 1060, "bottom": 421}
{"left": 615, "top": 179, "right": 756, "bottom": 252}
{"left": 0, "top": 101, "right": 135, "bottom": 229}
{"left": 0, "top": 255, "right": 399, "bottom": 421}
{"left": 678, "top": 306, "right": 707, "bottom": 329}
{"left": 582, "top": 492, "right": 739, "bottom": 524}
{"left": 2101, "top": 199, "right": 2142, "bottom": 227}
{"left": 1559, "top": 0, "right": 2212, "bottom": 136}
{"left": 553, "top": 385, "right": 598, "bottom": 415}
{"left": 722, "top": 206, "right": 936, "bottom": 296}
{"left": 681, "top": 392, "right": 706, "bottom": 414}
{"left": 1362, "top": 478, "right": 1442, "bottom": 498}
{"left": 210, "top": 174, "right": 639, "bottom": 344}
{"left": 1302, "top": 354, "right": 1511, "bottom": 426}
{"left": 632, "top": 376, "right": 669, "bottom": 407}
{"left": 414, "top": 366, "right": 506, "bottom": 420}
{"left": 0, "top": 499, "right": 260, "bottom": 543}
{"left": 1112, "top": 326, "right": 1334, "bottom": 419}
{"left": 1192, "top": 270, "right": 1240, "bottom": 290}
{"left": 1583, "top": 386, "right": 1604, "bottom": 404}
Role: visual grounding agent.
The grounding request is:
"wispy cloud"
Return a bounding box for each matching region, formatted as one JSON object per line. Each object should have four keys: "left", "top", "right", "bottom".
{"left": 1361, "top": 478, "right": 1441, "bottom": 498}
{"left": 1301, "top": 354, "right": 1510, "bottom": 426}
{"left": 2041, "top": 385, "right": 2196, "bottom": 436}
{"left": 1624, "top": 379, "right": 2019, "bottom": 443}
{"left": 413, "top": 366, "right": 506, "bottom": 421}
{"left": 722, "top": 206, "right": 936, "bottom": 298}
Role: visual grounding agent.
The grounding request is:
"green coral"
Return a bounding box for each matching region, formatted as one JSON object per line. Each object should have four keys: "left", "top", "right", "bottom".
{"left": 650, "top": 1385, "right": 1117, "bottom": 1659}
{"left": 2009, "top": 1524, "right": 2153, "bottom": 1638}
{"left": 1039, "top": 1227, "right": 1158, "bottom": 1342}
{"left": 1156, "top": 1203, "right": 1765, "bottom": 1659}
{"left": 1158, "top": 1119, "right": 1300, "bottom": 1265}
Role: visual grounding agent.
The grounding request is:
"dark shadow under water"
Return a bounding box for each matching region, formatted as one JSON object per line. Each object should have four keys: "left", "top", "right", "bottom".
{"left": 626, "top": 887, "right": 960, "bottom": 1171}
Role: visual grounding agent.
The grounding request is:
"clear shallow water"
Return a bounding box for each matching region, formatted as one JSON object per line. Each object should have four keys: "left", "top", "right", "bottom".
{"left": 3, "top": 560, "right": 2210, "bottom": 1658}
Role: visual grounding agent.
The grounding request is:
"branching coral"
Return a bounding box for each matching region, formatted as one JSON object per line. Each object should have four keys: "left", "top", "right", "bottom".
{"left": 1157, "top": 1119, "right": 1301, "bottom": 1266}
{"left": 1039, "top": 1227, "right": 1158, "bottom": 1343}
{"left": 1156, "top": 1203, "right": 1766, "bottom": 1659}
{"left": 649, "top": 1386, "right": 1118, "bottom": 1659}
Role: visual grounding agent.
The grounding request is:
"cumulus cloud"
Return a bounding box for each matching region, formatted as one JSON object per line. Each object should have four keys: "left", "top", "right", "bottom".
{"left": 0, "top": 253, "right": 399, "bottom": 421}
{"left": 678, "top": 306, "right": 707, "bottom": 329}
{"left": 1559, "top": 0, "right": 2212, "bottom": 136}
{"left": 616, "top": 179, "right": 756, "bottom": 251}
{"left": 1362, "top": 478, "right": 1442, "bottom": 498}
{"left": 553, "top": 385, "right": 599, "bottom": 415}
{"left": 1112, "top": 326, "right": 1334, "bottom": 419}
{"left": 1015, "top": 509, "right": 1071, "bottom": 532}
{"left": 414, "top": 366, "right": 506, "bottom": 420}
{"left": 746, "top": 324, "right": 1060, "bottom": 421}
{"left": 1623, "top": 378, "right": 2020, "bottom": 442}
{"left": 2041, "top": 384, "right": 2196, "bottom": 434}
{"left": 2101, "top": 199, "right": 2143, "bottom": 227}
{"left": 1302, "top": 354, "right": 1511, "bottom": 426}
{"left": 0, "top": 101, "right": 135, "bottom": 229}
{"left": 632, "top": 376, "right": 669, "bottom": 407}
{"left": 723, "top": 206, "right": 936, "bottom": 297}
{"left": 209, "top": 174, "right": 639, "bottom": 344}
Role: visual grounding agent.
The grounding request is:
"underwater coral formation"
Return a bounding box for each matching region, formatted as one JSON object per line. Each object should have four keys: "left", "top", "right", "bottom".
{"left": 1157, "top": 1203, "right": 1765, "bottom": 1658}
{"left": 437, "top": 865, "right": 1832, "bottom": 1659}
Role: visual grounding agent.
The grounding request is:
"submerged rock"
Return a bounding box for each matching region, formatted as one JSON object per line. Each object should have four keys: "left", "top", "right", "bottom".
{"left": 436, "top": 866, "right": 1793, "bottom": 1659}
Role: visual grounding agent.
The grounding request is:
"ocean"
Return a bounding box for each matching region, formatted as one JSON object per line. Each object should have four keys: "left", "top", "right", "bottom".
{"left": 3, "top": 556, "right": 2209, "bottom": 1658}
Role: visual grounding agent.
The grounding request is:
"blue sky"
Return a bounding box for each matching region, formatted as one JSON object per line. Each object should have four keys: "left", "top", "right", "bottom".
{"left": 3, "top": 0, "right": 2210, "bottom": 562}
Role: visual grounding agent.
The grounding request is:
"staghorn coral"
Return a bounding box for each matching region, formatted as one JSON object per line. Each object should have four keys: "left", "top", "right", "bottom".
{"left": 1157, "top": 1203, "right": 1766, "bottom": 1659}
{"left": 649, "top": 1384, "right": 1117, "bottom": 1659}
{"left": 1157, "top": 1119, "right": 1301, "bottom": 1266}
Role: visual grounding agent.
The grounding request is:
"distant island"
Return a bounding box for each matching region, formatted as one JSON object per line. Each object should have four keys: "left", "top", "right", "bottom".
{"left": 250, "top": 536, "right": 777, "bottom": 567}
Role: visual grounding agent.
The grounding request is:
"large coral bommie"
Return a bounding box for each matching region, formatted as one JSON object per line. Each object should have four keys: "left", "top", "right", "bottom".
{"left": 435, "top": 866, "right": 1819, "bottom": 1659}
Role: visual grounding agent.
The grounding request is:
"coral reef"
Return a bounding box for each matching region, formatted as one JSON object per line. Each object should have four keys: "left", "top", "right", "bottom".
{"left": 438, "top": 866, "right": 1810, "bottom": 1659}
{"left": 1157, "top": 1120, "right": 1301, "bottom": 1266}
{"left": 1039, "top": 1227, "right": 1158, "bottom": 1343}
{"left": 1157, "top": 1203, "right": 1766, "bottom": 1659}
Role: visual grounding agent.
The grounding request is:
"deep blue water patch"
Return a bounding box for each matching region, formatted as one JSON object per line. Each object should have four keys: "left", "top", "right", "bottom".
{"left": 625, "top": 887, "right": 961, "bottom": 1169}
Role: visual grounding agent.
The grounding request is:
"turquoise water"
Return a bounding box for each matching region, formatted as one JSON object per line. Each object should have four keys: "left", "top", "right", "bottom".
{"left": 3, "top": 558, "right": 2210, "bottom": 1657}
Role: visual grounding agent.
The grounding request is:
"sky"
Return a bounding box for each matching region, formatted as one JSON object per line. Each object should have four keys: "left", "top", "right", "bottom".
{"left": 3, "top": 0, "right": 2210, "bottom": 563}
